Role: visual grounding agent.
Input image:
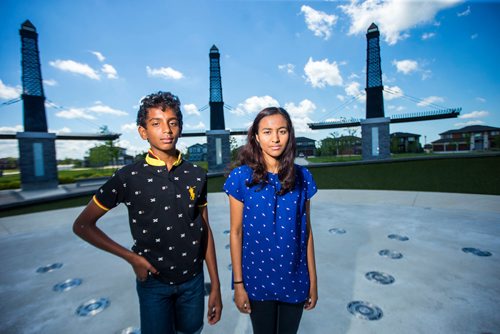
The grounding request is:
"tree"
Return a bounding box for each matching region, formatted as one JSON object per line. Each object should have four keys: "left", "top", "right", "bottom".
{"left": 230, "top": 136, "right": 240, "bottom": 161}
{"left": 87, "top": 125, "right": 120, "bottom": 167}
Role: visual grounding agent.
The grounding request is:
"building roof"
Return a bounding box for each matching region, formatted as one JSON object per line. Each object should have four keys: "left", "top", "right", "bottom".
{"left": 296, "top": 136, "right": 316, "bottom": 143}
{"left": 391, "top": 132, "right": 421, "bottom": 138}
{"left": 188, "top": 143, "right": 207, "bottom": 149}
{"left": 431, "top": 138, "right": 468, "bottom": 144}
{"left": 439, "top": 125, "right": 500, "bottom": 136}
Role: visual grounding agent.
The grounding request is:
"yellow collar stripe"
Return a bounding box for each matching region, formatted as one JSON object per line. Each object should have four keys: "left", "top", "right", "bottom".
{"left": 145, "top": 149, "right": 183, "bottom": 167}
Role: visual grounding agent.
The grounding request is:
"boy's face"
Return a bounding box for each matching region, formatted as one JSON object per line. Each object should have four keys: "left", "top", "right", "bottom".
{"left": 138, "top": 107, "right": 181, "bottom": 154}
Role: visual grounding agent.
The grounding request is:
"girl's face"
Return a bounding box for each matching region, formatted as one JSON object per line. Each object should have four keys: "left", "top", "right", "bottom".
{"left": 255, "top": 113, "right": 289, "bottom": 164}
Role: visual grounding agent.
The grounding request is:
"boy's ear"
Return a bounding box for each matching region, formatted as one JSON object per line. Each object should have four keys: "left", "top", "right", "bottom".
{"left": 138, "top": 126, "right": 148, "bottom": 140}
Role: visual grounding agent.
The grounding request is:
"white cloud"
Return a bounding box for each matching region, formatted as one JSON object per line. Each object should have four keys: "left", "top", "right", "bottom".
{"left": 476, "top": 97, "right": 486, "bottom": 103}
{"left": 43, "top": 79, "right": 57, "bottom": 86}
{"left": 300, "top": 5, "right": 338, "bottom": 40}
{"left": 454, "top": 120, "right": 485, "bottom": 127}
{"left": 471, "top": 33, "right": 478, "bottom": 40}
{"left": 121, "top": 122, "right": 138, "bottom": 133}
{"left": 231, "top": 96, "right": 279, "bottom": 116}
{"left": 146, "top": 66, "right": 184, "bottom": 80}
{"left": 457, "top": 6, "right": 471, "bottom": 17}
{"left": 339, "top": 0, "right": 461, "bottom": 45}
{"left": 459, "top": 110, "right": 489, "bottom": 119}
{"left": 284, "top": 99, "right": 317, "bottom": 133}
{"left": 337, "top": 94, "right": 345, "bottom": 102}
{"left": 417, "top": 96, "right": 444, "bottom": 107}
{"left": 388, "top": 105, "right": 405, "bottom": 112}
{"left": 50, "top": 127, "right": 72, "bottom": 134}
{"left": 101, "top": 64, "right": 118, "bottom": 79}
{"left": 345, "top": 81, "right": 363, "bottom": 97}
{"left": 88, "top": 103, "right": 128, "bottom": 116}
{"left": 55, "top": 102, "right": 127, "bottom": 120}
{"left": 383, "top": 85, "right": 403, "bottom": 100}
{"left": 184, "top": 121, "right": 206, "bottom": 130}
{"left": 422, "top": 32, "right": 435, "bottom": 40}
{"left": 49, "top": 59, "right": 100, "bottom": 80}
{"left": 0, "top": 140, "right": 19, "bottom": 158}
{"left": 56, "top": 108, "right": 96, "bottom": 120}
{"left": 0, "top": 80, "right": 21, "bottom": 99}
{"left": 55, "top": 140, "right": 97, "bottom": 160}
{"left": 184, "top": 104, "right": 201, "bottom": 116}
{"left": 91, "top": 51, "right": 106, "bottom": 62}
{"left": 278, "top": 63, "right": 295, "bottom": 75}
{"left": 304, "top": 57, "right": 343, "bottom": 88}
{"left": 0, "top": 125, "right": 23, "bottom": 132}
{"left": 393, "top": 59, "right": 418, "bottom": 74}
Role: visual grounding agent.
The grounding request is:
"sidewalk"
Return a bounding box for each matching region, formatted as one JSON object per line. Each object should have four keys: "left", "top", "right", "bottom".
{"left": 0, "top": 190, "right": 499, "bottom": 333}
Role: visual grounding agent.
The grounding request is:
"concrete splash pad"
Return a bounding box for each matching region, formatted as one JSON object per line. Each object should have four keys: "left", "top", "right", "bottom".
{"left": 0, "top": 190, "right": 499, "bottom": 333}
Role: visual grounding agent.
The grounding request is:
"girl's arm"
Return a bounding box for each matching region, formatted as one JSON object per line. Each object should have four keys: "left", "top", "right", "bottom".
{"left": 200, "top": 206, "right": 223, "bottom": 325}
{"left": 228, "top": 195, "right": 251, "bottom": 314}
{"left": 304, "top": 200, "right": 318, "bottom": 310}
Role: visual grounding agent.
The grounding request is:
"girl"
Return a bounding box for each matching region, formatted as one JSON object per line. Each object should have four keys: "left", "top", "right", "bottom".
{"left": 223, "top": 107, "right": 318, "bottom": 334}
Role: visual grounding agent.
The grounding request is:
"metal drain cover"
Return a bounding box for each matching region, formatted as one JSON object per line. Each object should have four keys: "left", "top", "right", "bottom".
{"left": 462, "top": 247, "right": 492, "bottom": 257}
{"left": 347, "top": 301, "right": 383, "bottom": 320}
{"left": 76, "top": 298, "right": 110, "bottom": 317}
{"left": 119, "top": 327, "right": 141, "bottom": 334}
{"left": 388, "top": 234, "right": 409, "bottom": 241}
{"left": 329, "top": 228, "right": 346, "bottom": 234}
{"left": 53, "top": 278, "right": 82, "bottom": 292}
{"left": 365, "top": 271, "right": 395, "bottom": 285}
{"left": 379, "top": 249, "right": 403, "bottom": 259}
{"left": 204, "top": 282, "right": 212, "bottom": 296}
{"left": 36, "top": 263, "right": 63, "bottom": 273}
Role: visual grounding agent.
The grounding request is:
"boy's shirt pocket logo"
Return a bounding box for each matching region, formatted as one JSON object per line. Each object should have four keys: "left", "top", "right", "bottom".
{"left": 188, "top": 186, "right": 196, "bottom": 200}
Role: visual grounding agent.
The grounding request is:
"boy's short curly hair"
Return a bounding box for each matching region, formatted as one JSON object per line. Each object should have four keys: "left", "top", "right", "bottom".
{"left": 136, "top": 91, "right": 183, "bottom": 130}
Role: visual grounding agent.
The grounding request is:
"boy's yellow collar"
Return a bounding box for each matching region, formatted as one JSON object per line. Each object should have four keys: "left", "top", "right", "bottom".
{"left": 145, "top": 149, "right": 182, "bottom": 167}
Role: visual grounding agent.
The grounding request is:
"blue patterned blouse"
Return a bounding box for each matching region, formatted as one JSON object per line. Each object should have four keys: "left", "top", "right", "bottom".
{"left": 223, "top": 164, "right": 317, "bottom": 303}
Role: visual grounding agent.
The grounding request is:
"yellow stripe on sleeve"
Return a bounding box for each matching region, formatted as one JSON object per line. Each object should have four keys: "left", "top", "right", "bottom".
{"left": 93, "top": 195, "right": 110, "bottom": 211}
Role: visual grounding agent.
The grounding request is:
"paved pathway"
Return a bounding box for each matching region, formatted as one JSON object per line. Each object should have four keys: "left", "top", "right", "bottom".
{"left": 0, "top": 190, "right": 499, "bottom": 333}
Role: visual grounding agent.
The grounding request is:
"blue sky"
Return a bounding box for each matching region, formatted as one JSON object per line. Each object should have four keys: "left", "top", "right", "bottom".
{"left": 0, "top": 0, "right": 499, "bottom": 159}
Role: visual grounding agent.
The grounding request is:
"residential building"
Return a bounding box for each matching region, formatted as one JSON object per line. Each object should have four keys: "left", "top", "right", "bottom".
{"left": 187, "top": 143, "right": 207, "bottom": 161}
{"left": 296, "top": 137, "right": 316, "bottom": 157}
{"left": 390, "top": 132, "right": 422, "bottom": 153}
{"left": 320, "top": 135, "right": 362, "bottom": 156}
{"left": 431, "top": 125, "right": 500, "bottom": 153}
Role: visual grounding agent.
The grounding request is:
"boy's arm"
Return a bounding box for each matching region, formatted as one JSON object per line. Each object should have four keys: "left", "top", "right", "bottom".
{"left": 72, "top": 199, "right": 158, "bottom": 281}
{"left": 200, "top": 205, "right": 223, "bottom": 325}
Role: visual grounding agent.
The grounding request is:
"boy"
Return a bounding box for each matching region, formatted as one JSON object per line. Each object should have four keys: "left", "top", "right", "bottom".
{"left": 73, "top": 91, "right": 222, "bottom": 334}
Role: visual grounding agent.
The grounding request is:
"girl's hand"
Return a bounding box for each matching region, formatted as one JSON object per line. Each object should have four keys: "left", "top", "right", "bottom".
{"left": 304, "top": 286, "right": 318, "bottom": 310}
{"left": 234, "top": 285, "right": 251, "bottom": 314}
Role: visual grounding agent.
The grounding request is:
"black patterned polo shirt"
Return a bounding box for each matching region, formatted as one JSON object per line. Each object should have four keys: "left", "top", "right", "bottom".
{"left": 93, "top": 150, "right": 207, "bottom": 284}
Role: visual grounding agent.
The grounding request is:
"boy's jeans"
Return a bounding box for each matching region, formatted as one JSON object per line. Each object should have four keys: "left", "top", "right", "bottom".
{"left": 136, "top": 272, "right": 204, "bottom": 334}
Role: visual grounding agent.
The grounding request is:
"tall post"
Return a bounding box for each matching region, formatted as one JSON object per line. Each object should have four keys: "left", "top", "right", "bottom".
{"left": 17, "top": 20, "right": 58, "bottom": 190}
{"left": 361, "top": 23, "right": 390, "bottom": 160}
{"left": 207, "top": 45, "right": 230, "bottom": 173}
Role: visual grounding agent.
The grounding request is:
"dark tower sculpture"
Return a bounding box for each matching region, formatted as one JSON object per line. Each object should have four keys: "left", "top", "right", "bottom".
{"left": 361, "top": 23, "right": 390, "bottom": 160}
{"left": 207, "top": 45, "right": 230, "bottom": 173}
{"left": 17, "top": 20, "right": 58, "bottom": 190}
{"left": 209, "top": 45, "right": 225, "bottom": 130}
{"left": 365, "top": 23, "right": 385, "bottom": 119}
{"left": 20, "top": 20, "right": 48, "bottom": 132}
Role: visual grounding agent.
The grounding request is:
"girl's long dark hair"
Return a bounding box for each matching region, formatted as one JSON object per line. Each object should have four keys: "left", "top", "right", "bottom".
{"left": 236, "top": 107, "right": 296, "bottom": 195}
